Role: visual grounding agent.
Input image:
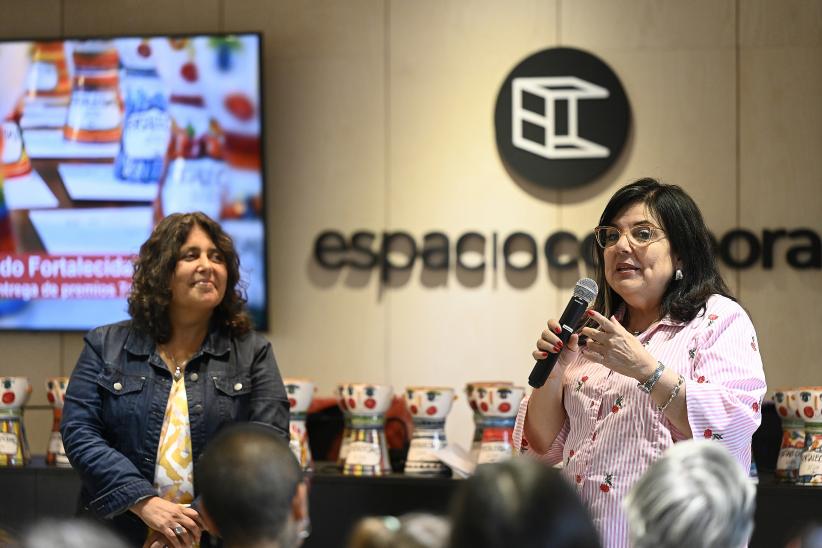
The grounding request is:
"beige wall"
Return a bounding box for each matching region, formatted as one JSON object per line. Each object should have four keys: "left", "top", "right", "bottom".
{"left": 1, "top": 0, "right": 820, "bottom": 455}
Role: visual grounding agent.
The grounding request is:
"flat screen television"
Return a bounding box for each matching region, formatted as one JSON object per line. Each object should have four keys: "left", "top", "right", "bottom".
{"left": 0, "top": 33, "right": 268, "bottom": 331}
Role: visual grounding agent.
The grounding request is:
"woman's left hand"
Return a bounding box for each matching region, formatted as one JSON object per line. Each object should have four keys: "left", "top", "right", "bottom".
{"left": 580, "top": 310, "right": 657, "bottom": 382}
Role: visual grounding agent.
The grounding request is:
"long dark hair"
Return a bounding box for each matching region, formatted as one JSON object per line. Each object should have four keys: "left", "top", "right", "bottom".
{"left": 127, "top": 212, "right": 251, "bottom": 342}
{"left": 591, "top": 178, "right": 733, "bottom": 324}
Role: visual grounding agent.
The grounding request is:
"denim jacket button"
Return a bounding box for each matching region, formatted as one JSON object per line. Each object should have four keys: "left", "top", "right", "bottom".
{"left": 234, "top": 382, "right": 243, "bottom": 391}
{"left": 113, "top": 382, "right": 123, "bottom": 391}
{"left": 190, "top": 373, "right": 199, "bottom": 382}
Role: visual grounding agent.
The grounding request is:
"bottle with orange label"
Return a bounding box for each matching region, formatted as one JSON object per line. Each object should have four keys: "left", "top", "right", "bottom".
{"left": 25, "top": 41, "right": 72, "bottom": 106}
{"left": 64, "top": 40, "right": 123, "bottom": 143}
{"left": 1, "top": 119, "right": 32, "bottom": 178}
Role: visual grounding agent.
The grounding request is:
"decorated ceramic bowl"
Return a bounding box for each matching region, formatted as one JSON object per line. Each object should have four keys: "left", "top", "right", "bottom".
{"left": 465, "top": 381, "right": 512, "bottom": 414}
{"left": 404, "top": 386, "right": 455, "bottom": 421}
{"left": 473, "top": 384, "right": 525, "bottom": 419}
{"left": 44, "top": 377, "right": 69, "bottom": 409}
{"left": 283, "top": 378, "right": 315, "bottom": 414}
{"left": 0, "top": 377, "right": 32, "bottom": 410}
{"left": 343, "top": 383, "right": 393, "bottom": 416}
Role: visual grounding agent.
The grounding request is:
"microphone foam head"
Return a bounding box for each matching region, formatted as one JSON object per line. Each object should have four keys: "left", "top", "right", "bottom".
{"left": 573, "top": 278, "right": 598, "bottom": 304}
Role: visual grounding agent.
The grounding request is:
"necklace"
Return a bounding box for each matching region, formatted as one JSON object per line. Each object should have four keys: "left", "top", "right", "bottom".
{"left": 161, "top": 346, "right": 189, "bottom": 381}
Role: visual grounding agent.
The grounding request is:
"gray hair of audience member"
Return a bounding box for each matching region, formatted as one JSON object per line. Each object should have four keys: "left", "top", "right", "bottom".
{"left": 347, "top": 513, "right": 450, "bottom": 548}
{"left": 448, "top": 457, "right": 601, "bottom": 548}
{"left": 195, "top": 423, "right": 306, "bottom": 548}
{"left": 21, "top": 518, "right": 128, "bottom": 548}
{"left": 623, "top": 440, "right": 756, "bottom": 548}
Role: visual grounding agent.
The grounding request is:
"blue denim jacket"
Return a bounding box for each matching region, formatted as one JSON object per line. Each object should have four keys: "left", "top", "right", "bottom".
{"left": 61, "top": 320, "right": 290, "bottom": 523}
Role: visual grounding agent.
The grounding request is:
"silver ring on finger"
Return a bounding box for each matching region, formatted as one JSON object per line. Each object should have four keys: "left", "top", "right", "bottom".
{"left": 173, "top": 525, "right": 185, "bottom": 536}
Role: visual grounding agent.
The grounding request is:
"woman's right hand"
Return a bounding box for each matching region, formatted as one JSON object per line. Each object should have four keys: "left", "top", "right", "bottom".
{"left": 532, "top": 319, "right": 581, "bottom": 370}
{"left": 131, "top": 496, "right": 203, "bottom": 548}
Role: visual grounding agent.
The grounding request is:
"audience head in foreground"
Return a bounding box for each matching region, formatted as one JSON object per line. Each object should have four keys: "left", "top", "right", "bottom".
{"left": 196, "top": 423, "right": 309, "bottom": 548}
{"left": 347, "top": 513, "right": 450, "bottom": 548}
{"left": 623, "top": 439, "right": 755, "bottom": 548}
{"left": 449, "top": 457, "right": 601, "bottom": 548}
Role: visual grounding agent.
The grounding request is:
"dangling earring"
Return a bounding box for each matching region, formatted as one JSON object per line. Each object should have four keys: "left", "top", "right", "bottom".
{"left": 675, "top": 269, "right": 683, "bottom": 281}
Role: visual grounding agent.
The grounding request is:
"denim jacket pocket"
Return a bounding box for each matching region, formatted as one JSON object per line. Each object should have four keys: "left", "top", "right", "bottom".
{"left": 95, "top": 371, "right": 147, "bottom": 428}
{"left": 212, "top": 374, "right": 252, "bottom": 421}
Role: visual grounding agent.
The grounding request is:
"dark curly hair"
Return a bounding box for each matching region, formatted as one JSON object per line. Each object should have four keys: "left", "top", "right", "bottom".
{"left": 128, "top": 212, "right": 251, "bottom": 342}
{"left": 591, "top": 178, "right": 734, "bottom": 324}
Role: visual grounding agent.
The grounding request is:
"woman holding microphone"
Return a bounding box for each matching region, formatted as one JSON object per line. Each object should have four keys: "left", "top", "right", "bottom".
{"left": 514, "top": 178, "right": 766, "bottom": 548}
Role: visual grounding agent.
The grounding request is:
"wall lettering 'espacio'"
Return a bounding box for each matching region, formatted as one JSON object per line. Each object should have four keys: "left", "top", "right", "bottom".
{"left": 314, "top": 228, "right": 822, "bottom": 283}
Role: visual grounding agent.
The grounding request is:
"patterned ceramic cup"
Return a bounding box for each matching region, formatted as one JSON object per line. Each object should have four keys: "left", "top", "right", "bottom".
{"left": 342, "top": 383, "right": 393, "bottom": 476}
{"left": 0, "top": 377, "right": 32, "bottom": 466}
{"left": 284, "top": 377, "right": 314, "bottom": 472}
{"left": 775, "top": 387, "right": 805, "bottom": 482}
{"left": 45, "top": 377, "right": 70, "bottom": 466}
{"left": 404, "top": 387, "right": 456, "bottom": 420}
{"left": 796, "top": 386, "right": 822, "bottom": 485}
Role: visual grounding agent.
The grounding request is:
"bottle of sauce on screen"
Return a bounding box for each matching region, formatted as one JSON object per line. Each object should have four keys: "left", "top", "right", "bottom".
{"left": 1, "top": 119, "right": 32, "bottom": 178}
{"left": 152, "top": 38, "right": 226, "bottom": 223}
{"left": 0, "top": 42, "right": 32, "bottom": 179}
{"left": 24, "top": 41, "right": 72, "bottom": 108}
{"left": 114, "top": 38, "right": 172, "bottom": 183}
{"left": 64, "top": 40, "right": 123, "bottom": 143}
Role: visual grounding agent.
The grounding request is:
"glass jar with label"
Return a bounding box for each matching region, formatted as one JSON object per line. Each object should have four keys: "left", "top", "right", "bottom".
{"left": 153, "top": 93, "right": 226, "bottom": 223}
{"left": 64, "top": 40, "right": 123, "bottom": 143}
{"left": 114, "top": 38, "right": 172, "bottom": 183}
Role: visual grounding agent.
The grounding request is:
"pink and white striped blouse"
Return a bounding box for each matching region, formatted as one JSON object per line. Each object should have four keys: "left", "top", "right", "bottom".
{"left": 513, "top": 294, "right": 767, "bottom": 548}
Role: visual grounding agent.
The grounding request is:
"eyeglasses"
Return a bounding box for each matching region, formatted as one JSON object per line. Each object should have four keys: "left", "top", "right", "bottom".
{"left": 593, "top": 224, "right": 666, "bottom": 249}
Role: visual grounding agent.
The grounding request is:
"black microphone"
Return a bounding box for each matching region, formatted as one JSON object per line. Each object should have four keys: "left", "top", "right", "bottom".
{"left": 528, "top": 278, "right": 598, "bottom": 388}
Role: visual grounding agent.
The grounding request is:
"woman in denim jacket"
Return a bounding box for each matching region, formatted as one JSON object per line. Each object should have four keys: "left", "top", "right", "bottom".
{"left": 62, "top": 212, "right": 290, "bottom": 547}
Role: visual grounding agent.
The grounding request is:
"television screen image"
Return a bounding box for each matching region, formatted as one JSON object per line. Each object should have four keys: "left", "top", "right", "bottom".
{"left": 0, "top": 34, "right": 267, "bottom": 331}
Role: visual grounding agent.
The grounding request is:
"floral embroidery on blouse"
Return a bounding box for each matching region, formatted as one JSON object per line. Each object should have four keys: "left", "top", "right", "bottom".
{"left": 703, "top": 428, "right": 723, "bottom": 440}
{"left": 600, "top": 473, "right": 614, "bottom": 493}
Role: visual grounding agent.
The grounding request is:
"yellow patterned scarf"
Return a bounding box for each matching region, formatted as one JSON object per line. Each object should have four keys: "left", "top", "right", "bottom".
{"left": 154, "top": 375, "right": 194, "bottom": 504}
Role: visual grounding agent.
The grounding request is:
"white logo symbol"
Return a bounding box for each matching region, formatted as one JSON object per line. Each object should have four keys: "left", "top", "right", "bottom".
{"left": 512, "top": 76, "right": 610, "bottom": 160}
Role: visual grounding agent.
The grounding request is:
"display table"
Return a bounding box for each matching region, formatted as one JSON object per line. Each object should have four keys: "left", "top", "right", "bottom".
{"left": 1, "top": 458, "right": 820, "bottom": 547}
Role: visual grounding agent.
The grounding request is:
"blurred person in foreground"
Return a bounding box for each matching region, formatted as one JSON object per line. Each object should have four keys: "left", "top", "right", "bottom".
{"left": 195, "top": 422, "right": 310, "bottom": 548}
{"left": 623, "top": 439, "right": 755, "bottom": 548}
{"left": 61, "top": 212, "right": 289, "bottom": 547}
{"left": 448, "top": 458, "right": 601, "bottom": 548}
{"left": 515, "top": 178, "right": 767, "bottom": 547}
{"left": 347, "top": 513, "right": 450, "bottom": 548}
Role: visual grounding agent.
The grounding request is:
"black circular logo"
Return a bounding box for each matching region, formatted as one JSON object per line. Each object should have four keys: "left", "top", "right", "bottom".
{"left": 494, "top": 47, "right": 631, "bottom": 190}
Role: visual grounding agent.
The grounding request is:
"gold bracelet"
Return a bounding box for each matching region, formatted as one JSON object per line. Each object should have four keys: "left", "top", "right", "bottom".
{"left": 657, "top": 374, "right": 684, "bottom": 412}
